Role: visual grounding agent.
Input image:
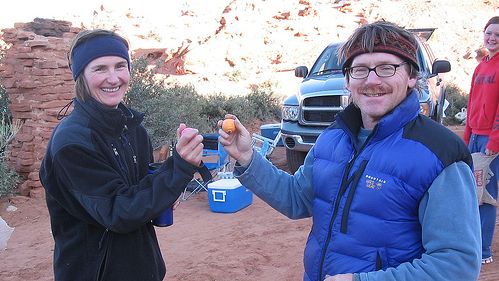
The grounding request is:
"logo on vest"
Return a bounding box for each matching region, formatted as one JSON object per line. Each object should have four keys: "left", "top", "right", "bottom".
{"left": 365, "top": 174, "right": 386, "bottom": 190}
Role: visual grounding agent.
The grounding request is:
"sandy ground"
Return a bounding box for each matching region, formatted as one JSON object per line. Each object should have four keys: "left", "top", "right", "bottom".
{"left": 1, "top": 145, "right": 499, "bottom": 281}
{"left": 0, "top": 147, "right": 310, "bottom": 281}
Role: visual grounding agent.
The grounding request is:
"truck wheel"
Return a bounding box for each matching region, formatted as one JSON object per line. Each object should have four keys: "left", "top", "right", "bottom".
{"left": 286, "top": 149, "right": 307, "bottom": 174}
{"left": 432, "top": 102, "right": 441, "bottom": 123}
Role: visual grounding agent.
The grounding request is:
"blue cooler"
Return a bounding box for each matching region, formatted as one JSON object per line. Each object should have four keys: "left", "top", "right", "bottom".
{"left": 208, "top": 179, "right": 253, "bottom": 213}
{"left": 260, "top": 123, "right": 283, "bottom": 146}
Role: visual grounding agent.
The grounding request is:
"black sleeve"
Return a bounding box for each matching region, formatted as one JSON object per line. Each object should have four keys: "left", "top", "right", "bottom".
{"left": 47, "top": 144, "right": 196, "bottom": 233}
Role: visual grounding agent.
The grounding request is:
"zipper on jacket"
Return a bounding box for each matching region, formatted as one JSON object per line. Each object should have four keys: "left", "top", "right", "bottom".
{"left": 118, "top": 133, "right": 139, "bottom": 184}
{"left": 120, "top": 133, "right": 138, "bottom": 183}
{"left": 111, "top": 133, "right": 138, "bottom": 185}
{"left": 318, "top": 125, "right": 377, "bottom": 279}
{"left": 376, "top": 251, "right": 382, "bottom": 270}
{"left": 96, "top": 228, "right": 110, "bottom": 281}
{"left": 111, "top": 143, "right": 129, "bottom": 179}
{"left": 318, "top": 152, "right": 356, "bottom": 279}
{"left": 340, "top": 159, "right": 368, "bottom": 233}
{"left": 98, "top": 228, "right": 109, "bottom": 250}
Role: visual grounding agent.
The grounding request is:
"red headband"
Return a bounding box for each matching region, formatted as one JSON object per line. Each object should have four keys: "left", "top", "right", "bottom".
{"left": 342, "top": 33, "right": 419, "bottom": 74}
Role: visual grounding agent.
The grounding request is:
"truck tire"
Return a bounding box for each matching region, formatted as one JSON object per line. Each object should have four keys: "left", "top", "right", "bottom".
{"left": 432, "top": 102, "right": 441, "bottom": 123}
{"left": 286, "top": 149, "right": 307, "bottom": 174}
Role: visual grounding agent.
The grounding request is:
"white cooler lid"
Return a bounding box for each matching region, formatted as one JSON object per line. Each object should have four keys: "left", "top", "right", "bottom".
{"left": 208, "top": 178, "right": 242, "bottom": 190}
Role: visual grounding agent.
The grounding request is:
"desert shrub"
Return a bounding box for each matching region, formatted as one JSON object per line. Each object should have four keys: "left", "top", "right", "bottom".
{"left": 0, "top": 116, "right": 21, "bottom": 197}
{"left": 245, "top": 81, "right": 281, "bottom": 121}
{"left": 0, "top": 161, "right": 20, "bottom": 197}
{"left": 443, "top": 82, "right": 469, "bottom": 126}
{"left": 0, "top": 84, "right": 10, "bottom": 124}
{"left": 125, "top": 57, "right": 165, "bottom": 107}
{"left": 200, "top": 93, "right": 244, "bottom": 126}
{"left": 126, "top": 57, "right": 282, "bottom": 148}
{"left": 136, "top": 85, "right": 213, "bottom": 148}
{"left": 0, "top": 68, "right": 21, "bottom": 196}
{"left": 127, "top": 57, "right": 216, "bottom": 147}
{"left": 0, "top": 47, "right": 21, "bottom": 196}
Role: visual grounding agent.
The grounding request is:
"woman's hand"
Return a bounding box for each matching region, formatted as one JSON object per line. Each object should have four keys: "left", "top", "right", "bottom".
{"left": 217, "top": 114, "right": 253, "bottom": 166}
{"left": 175, "top": 123, "right": 204, "bottom": 166}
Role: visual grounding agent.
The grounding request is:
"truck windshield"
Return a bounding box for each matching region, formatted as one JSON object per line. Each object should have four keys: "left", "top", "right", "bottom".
{"left": 309, "top": 44, "right": 343, "bottom": 76}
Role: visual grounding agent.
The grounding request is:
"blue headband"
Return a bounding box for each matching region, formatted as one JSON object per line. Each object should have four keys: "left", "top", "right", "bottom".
{"left": 70, "top": 34, "right": 130, "bottom": 80}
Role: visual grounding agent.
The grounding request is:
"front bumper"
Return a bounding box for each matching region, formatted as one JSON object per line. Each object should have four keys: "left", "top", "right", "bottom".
{"left": 280, "top": 121, "right": 326, "bottom": 152}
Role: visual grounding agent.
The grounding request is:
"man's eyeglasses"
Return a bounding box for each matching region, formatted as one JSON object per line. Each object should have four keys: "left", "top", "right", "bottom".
{"left": 346, "top": 62, "right": 408, "bottom": 79}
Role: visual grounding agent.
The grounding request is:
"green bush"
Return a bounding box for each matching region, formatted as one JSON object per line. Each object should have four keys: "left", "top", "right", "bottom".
{"left": 0, "top": 48, "right": 9, "bottom": 124}
{"left": 126, "top": 57, "right": 282, "bottom": 148}
{"left": 0, "top": 84, "right": 10, "bottom": 124}
{"left": 245, "top": 81, "right": 282, "bottom": 121}
{"left": 0, "top": 50, "right": 22, "bottom": 196}
{"left": 443, "top": 82, "right": 469, "bottom": 126}
{"left": 0, "top": 160, "right": 20, "bottom": 197}
{"left": 125, "top": 57, "right": 165, "bottom": 107}
{"left": 0, "top": 116, "right": 21, "bottom": 197}
{"left": 136, "top": 85, "right": 213, "bottom": 147}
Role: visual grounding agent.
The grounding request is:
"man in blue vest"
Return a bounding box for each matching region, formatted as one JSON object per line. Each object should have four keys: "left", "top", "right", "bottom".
{"left": 218, "top": 21, "right": 481, "bottom": 281}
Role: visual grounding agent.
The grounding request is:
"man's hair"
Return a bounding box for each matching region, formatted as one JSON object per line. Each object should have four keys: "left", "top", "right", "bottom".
{"left": 337, "top": 20, "right": 422, "bottom": 90}
{"left": 484, "top": 16, "right": 499, "bottom": 31}
{"left": 67, "top": 29, "right": 130, "bottom": 101}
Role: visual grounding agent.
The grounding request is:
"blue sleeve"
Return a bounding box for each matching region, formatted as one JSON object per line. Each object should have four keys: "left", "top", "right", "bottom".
{"left": 233, "top": 148, "right": 315, "bottom": 219}
{"left": 356, "top": 161, "right": 482, "bottom": 281}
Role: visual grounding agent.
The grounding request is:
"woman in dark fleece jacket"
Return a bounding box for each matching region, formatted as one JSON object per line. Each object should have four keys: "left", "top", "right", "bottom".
{"left": 39, "top": 29, "right": 204, "bottom": 281}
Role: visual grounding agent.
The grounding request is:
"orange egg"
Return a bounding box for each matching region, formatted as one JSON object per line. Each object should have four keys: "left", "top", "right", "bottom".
{"left": 222, "top": 119, "right": 236, "bottom": 133}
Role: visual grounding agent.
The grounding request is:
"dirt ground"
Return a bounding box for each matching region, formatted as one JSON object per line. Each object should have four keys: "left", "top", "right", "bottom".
{"left": 1, "top": 138, "right": 499, "bottom": 281}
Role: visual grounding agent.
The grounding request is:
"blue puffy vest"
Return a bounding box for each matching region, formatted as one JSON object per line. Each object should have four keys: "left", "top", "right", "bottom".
{"left": 304, "top": 92, "right": 471, "bottom": 281}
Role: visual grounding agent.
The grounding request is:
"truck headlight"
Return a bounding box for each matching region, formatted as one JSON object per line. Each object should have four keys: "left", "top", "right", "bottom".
{"left": 340, "top": 95, "right": 350, "bottom": 108}
{"left": 282, "top": 105, "right": 299, "bottom": 121}
{"left": 420, "top": 102, "right": 430, "bottom": 116}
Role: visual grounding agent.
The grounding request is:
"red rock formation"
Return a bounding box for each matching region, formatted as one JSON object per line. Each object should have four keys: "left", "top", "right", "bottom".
{"left": 0, "top": 19, "right": 190, "bottom": 197}
{"left": 0, "top": 19, "right": 80, "bottom": 197}
{"left": 134, "top": 43, "right": 190, "bottom": 75}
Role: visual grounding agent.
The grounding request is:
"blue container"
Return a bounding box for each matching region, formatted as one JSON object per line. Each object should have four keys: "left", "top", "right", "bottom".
{"left": 260, "top": 123, "right": 283, "bottom": 146}
{"left": 208, "top": 179, "right": 253, "bottom": 213}
{"left": 152, "top": 207, "right": 173, "bottom": 227}
{"left": 148, "top": 163, "right": 173, "bottom": 227}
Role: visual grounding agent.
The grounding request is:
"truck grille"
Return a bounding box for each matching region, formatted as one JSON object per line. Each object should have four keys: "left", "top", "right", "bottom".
{"left": 302, "top": 135, "right": 318, "bottom": 143}
{"left": 303, "top": 111, "right": 336, "bottom": 123}
{"left": 303, "top": 96, "right": 341, "bottom": 106}
{"left": 300, "top": 96, "right": 345, "bottom": 126}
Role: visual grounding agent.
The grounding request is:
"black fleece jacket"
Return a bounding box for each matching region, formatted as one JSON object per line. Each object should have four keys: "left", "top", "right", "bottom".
{"left": 40, "top": 98, "right": 196, "bottom": 281}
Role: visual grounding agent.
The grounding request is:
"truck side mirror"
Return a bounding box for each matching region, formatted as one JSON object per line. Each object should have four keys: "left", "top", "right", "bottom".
{"left": 432, "top": 60, "right": 451, "bottom": 75}
{"left": 295, "top": 66, "right": 308, "bottom": 78}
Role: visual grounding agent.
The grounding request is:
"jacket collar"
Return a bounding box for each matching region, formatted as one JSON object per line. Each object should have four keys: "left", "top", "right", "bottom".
{"left": 73, "top": 97, "right": 144, "bottom": 137}
{"left": 337, "top": 90, "right": 420, "bottom": 142}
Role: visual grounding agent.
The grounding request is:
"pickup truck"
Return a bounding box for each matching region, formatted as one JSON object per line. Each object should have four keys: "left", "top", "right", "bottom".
{"left": 280, "top": 28, "right": 451, "bottom": 173}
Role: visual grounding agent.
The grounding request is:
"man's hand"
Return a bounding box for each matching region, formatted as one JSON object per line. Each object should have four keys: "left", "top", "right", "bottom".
{"left": 217, "top": 114, "right": 253, "bottom": 166}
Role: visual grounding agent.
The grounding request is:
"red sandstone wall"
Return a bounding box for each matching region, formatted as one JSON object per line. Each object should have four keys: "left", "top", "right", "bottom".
{"left": 0, "top": 18, "right": 184, "bottom": 197}
{"left": 0, "top": 18, "right": 80, "bottom": 197}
